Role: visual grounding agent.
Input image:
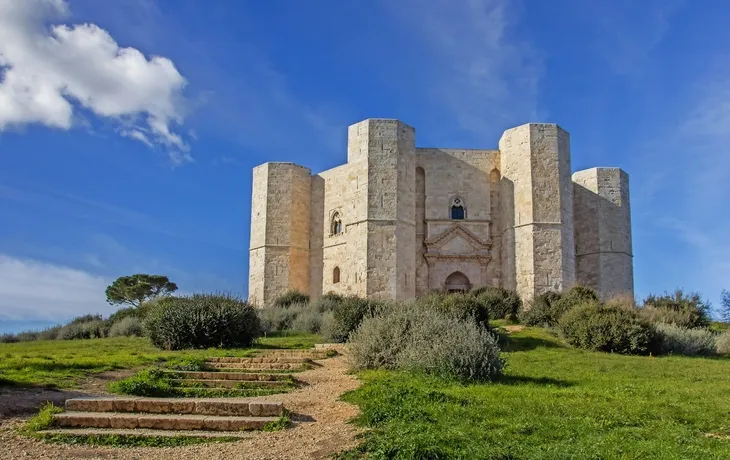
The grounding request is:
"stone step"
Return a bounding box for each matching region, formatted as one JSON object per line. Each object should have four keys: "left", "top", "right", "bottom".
{"left": 205, "top": 362, "right": 307, "bottom": 370}
{"left": 169, "top": 371, "right": 292, "bottom": 381}
{"left": 54, "top": 412, "right": 279, "bottom": 431}
{"left": 206, "top": 356, "right": 310, "bottom": 364}
{"left": 175, "top": 379, "right": 291, "bottom": 389}
{"left": 65, "top": 398, "right": 283, "bottom": 417}
{"left": 38, "top": 428, "right": 254, "bottom": 439}
{"left": 252, "top": 350, "right": 330, "bottom": 359}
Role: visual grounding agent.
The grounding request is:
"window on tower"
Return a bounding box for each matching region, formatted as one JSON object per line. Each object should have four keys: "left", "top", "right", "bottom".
{"left": 331, "top": 212, "right": 343, "bottom": 235}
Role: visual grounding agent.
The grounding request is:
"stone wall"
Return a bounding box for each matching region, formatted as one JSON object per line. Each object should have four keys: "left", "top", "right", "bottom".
{"left": 573, "top": 167, "right": 634, "bottom": 299}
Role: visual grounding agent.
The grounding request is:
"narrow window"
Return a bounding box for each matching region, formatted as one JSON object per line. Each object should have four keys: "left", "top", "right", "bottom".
{"left": 450, "top": 197, "right": 466, "bottom": 220}
{"left": 333, "top": 266, "right": 340, "bottom": 284}
{"left": 331, "top": 212, "right": 343, "bottom": 235}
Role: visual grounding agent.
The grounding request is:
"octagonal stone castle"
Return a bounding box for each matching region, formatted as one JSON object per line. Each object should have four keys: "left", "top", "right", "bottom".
{"left": 248, "top": 119, "right": 633, "bottom": 306}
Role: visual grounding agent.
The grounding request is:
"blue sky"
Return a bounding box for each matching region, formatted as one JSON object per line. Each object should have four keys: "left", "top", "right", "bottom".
{"left": 1, "top": 0, "right": 729, "bottom": 331}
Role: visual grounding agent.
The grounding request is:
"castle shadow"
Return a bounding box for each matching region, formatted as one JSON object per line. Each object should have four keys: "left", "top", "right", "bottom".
{"left": 501, "top": 334, "right": 567, "bottom": 353}
{"left": 496, "top": 375, "right": 574, "bottom": 388}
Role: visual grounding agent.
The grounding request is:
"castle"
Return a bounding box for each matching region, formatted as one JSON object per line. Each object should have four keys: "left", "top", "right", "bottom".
{"left": 248, "top": 119, "right": 633, "bottom": 305}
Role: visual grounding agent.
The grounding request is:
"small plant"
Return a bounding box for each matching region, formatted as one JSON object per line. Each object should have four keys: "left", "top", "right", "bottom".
{"left": 108, "top": 316, "right": 144, "bottom": 337}
{"left": 471, "top": 286, "right": 522, "bottom": 321}
{"left": 57, "top": 319, "right": 108, "bottom": 340}
{"left": 654, "top": 323, "right": 717, "bottom": 356}
{"left": 25, "top": 402, "right": 63, "bottom": 432}
{"left": 263, "top": 415, "right": 291, "bottom": 431}
{"left": 108, "top": 368, "right": 175, "bottom": 397}
{"left": 716, "top": 330, "right": 730, "bottom": 355}
{"left": 640, "top": 289, "right": 711, "bottom": 329}
{"left": 558, "top": 300, "right": 656, "bottom": 355}
{"left": 322, "top": 296, "right": 383, "bottom": 343}
{"left": 521, "top": 291, "right": 563, "bottom": 327}
{"left": 273, "top": 290, "right": 310, "bottom": 308}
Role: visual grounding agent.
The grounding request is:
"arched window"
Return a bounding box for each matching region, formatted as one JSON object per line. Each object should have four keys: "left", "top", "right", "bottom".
{"left": 444, "top": 271, "right": 470, "bottom": 292}
{"left": 450, "top": 197, "right": 466, "bottom": 220}
{"left": 331, "top": 212, "right": 343, "bottom": 235}
{"left": 333, "top": 266, "right": 341, "bottom": 284}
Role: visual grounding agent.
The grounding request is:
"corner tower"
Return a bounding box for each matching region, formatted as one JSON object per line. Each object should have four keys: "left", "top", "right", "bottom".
{"left": 499, "top": 123, "right": 576, "bottom": 300}
{"left": 248, "top": 162, "right": 312, "bottom": 306}
{"left": 348, "top": 119, "right": 417, "bottom": 300}
{"left": 572, "top": 167, "right": 633, "bottom": 299}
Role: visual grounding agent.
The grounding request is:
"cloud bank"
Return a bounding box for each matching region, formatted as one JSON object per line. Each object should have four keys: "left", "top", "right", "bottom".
{"left": 0, "top": 0, "right": 190, "bottom": 162}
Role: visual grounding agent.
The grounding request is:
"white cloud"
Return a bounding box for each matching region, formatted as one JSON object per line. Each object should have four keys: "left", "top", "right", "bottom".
{"left": 385, "top": 0, "right": 541, "bottom": 138}
{"left": 0, "top": 0, "right": 190, "bottom": 160}
{"left": 0, "top": 254, "right": 113, "bottom": 322}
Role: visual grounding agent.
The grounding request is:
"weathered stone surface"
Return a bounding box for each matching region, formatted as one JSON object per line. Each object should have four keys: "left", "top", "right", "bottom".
{"left": 63, "top": 398, "right": 283, "bottom": 417}
{"left": 248, "top": 118, "right": 634, "bottom": 303}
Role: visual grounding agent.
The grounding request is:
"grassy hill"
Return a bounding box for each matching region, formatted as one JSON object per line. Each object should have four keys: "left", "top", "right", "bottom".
{"left": 0, "top": 333, "right": 321, "bottom": 388}
{"left": 339, "top": 326, "right": 730, "bottom": 459}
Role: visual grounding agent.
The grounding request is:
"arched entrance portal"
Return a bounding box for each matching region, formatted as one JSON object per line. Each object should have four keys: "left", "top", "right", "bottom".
{"left": 444, "top": 271, "right": 471, "bottom": 293}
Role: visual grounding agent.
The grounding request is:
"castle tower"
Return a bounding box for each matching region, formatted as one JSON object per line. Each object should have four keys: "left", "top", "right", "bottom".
{"left": 348, "top": 119, "right": 417, "bottom": 300}
{"left": 248, "top": 162, "right": 312, "bottom": 306}
{"left": 499, "top": 124, "right": 576, "bottom": 300}
{"left": 572, "top": 167, "right": 634, "bottom": 299}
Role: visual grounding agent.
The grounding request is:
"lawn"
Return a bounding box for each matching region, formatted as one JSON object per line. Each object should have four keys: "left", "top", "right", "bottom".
{"left": 0, "top": 332, "right": 322, "bottom": 388}
{"left": 340, "top": 327, "right": 730, "bottom": 459}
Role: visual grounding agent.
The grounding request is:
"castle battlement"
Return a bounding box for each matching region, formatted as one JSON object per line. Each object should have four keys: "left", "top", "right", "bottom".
{"left": 248, "top": 119, "right": 633, "bottom": 305}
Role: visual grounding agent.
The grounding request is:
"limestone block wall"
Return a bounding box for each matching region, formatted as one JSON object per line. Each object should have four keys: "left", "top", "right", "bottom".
{"left": 499, "top": 124, "right": 576, "bottom": 300}
{"left": 416, "top": 149, "right": 500, "bottom": 290}
{"left": 247, "top": 162, "right": 311, "bottom": 306}
{"left": 573, "top": 167, "right": 634, "bottom": 299}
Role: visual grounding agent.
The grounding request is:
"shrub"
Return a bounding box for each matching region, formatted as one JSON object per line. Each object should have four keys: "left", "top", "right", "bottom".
{"left": 144, "top": 294, "right": 261, "bottom": 350}
{"left": 258, "top": 302, "right": 306, "bottom": 333}
{"left": 654, "top": 323, "right": 716, "bottom": 356}
{"left": 471, "top": 286, "right": 522, "bottom": 321}
{"left": 348, "top": 302, "right": 504, "bottom": 381}
{"left": 717, "top": 331, "right": 730, "bottom": 355}
{"left": 290, "top": 307, "right": 325, "bottom": 334}
{"left": 108, "top": 317, "right": 144, "bottom": 337}
{"left": 521, "top": 291, "right": 563, "bottom": 327}
{"left": 641, "top": 289, "right": 711, "bottom": 329}
{"left": 558, "top": 300, "right": 656, "bottom": 355}
{"left": 272, "top": 290, "right": 310, "bottom": 308}
{"left": 322, "top": 295, "right": 382, "bottom": 343}
{"left": 57, "top": 319, "right": 107, "bottom": 340}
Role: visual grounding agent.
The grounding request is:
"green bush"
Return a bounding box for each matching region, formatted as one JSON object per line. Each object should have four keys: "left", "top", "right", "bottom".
{"left": 108, "top": 317, "right": 144, "bottom": 338}
{"left": 641, "top": 289, "right": 711, "bottom": 329}
{"left": 471, "top": 286, "right": 522, "bottom": 321}
{"left": 272, "top": 290, "right": 310, "bottom": 308}
{"left": 322, "top": 295, "right": 383, "bottom": 343}
{"left": 144, "top": 294, "right": 261, "bottom": 350}
{"left": 521, "top": 291, "right": 563, "bottom": 327}
{"left": 258, "top": 302, "right": 306, "bottom": 333}
{"left": 558, "top": 300, "right": 656, "bottom": 355}
{"left": 654, "top": 323, "right": 716, "bottom": 356}
{"left": 348, "top": 302, "right": 504, "bottom": 382}
{"left": 716, "top": 331, "right": 730, "bottom": 355}
{"left": 290, "top": 307, "right": 325, "bottom": 334}
{"left": 57, "top": 319, "right": 108, "bottom": 340}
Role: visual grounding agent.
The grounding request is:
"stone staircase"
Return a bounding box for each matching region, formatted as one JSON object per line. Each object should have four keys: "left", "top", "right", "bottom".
{"left": 39, "top": 348, "right": 334, "bottom": 439}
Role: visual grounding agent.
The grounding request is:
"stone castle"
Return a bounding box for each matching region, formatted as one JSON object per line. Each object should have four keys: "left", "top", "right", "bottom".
{"left": 248, "top": 119, "right": 633, "bottom": 305}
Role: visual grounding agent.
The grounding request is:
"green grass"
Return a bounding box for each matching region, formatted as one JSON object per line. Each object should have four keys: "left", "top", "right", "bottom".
{"left": 24, "top": 402, "right": 64, "bottom": 432}
{"left": 339, "top": 326, "right": 730, "bottom": 459}
{"left": 0, "top": 333, "right": 323, "bottom": 388}
{"left": 34, "top": 433, "right": 240, "bottom": 447}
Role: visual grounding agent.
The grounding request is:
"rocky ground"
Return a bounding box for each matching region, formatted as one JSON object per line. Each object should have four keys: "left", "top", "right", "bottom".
{"left": 0, "top": 354, "right": 362, "bottom": 460}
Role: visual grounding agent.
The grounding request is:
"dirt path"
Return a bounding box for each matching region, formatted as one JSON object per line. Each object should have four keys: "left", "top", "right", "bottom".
{"left": 0, "top": 354, "right": 363, "bottom": 460}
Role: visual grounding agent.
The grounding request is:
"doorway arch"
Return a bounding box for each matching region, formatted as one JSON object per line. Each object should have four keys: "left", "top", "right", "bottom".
{"left": 444, "top": 271, "right": 471, "bottom": 292}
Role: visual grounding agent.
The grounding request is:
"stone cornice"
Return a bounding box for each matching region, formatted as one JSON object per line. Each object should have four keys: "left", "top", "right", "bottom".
{"left": 425, "top": 223, "right": 492, "bottom": 250}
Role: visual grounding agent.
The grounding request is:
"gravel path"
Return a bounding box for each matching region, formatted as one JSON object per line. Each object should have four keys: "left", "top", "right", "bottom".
{"left": 0, "top": 354, "right": 363, "bottom": 460}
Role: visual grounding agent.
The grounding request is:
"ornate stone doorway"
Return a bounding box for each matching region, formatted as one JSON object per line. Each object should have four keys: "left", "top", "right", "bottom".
{"left": 444, "top": 271, "right": 471, "bottom": 293}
